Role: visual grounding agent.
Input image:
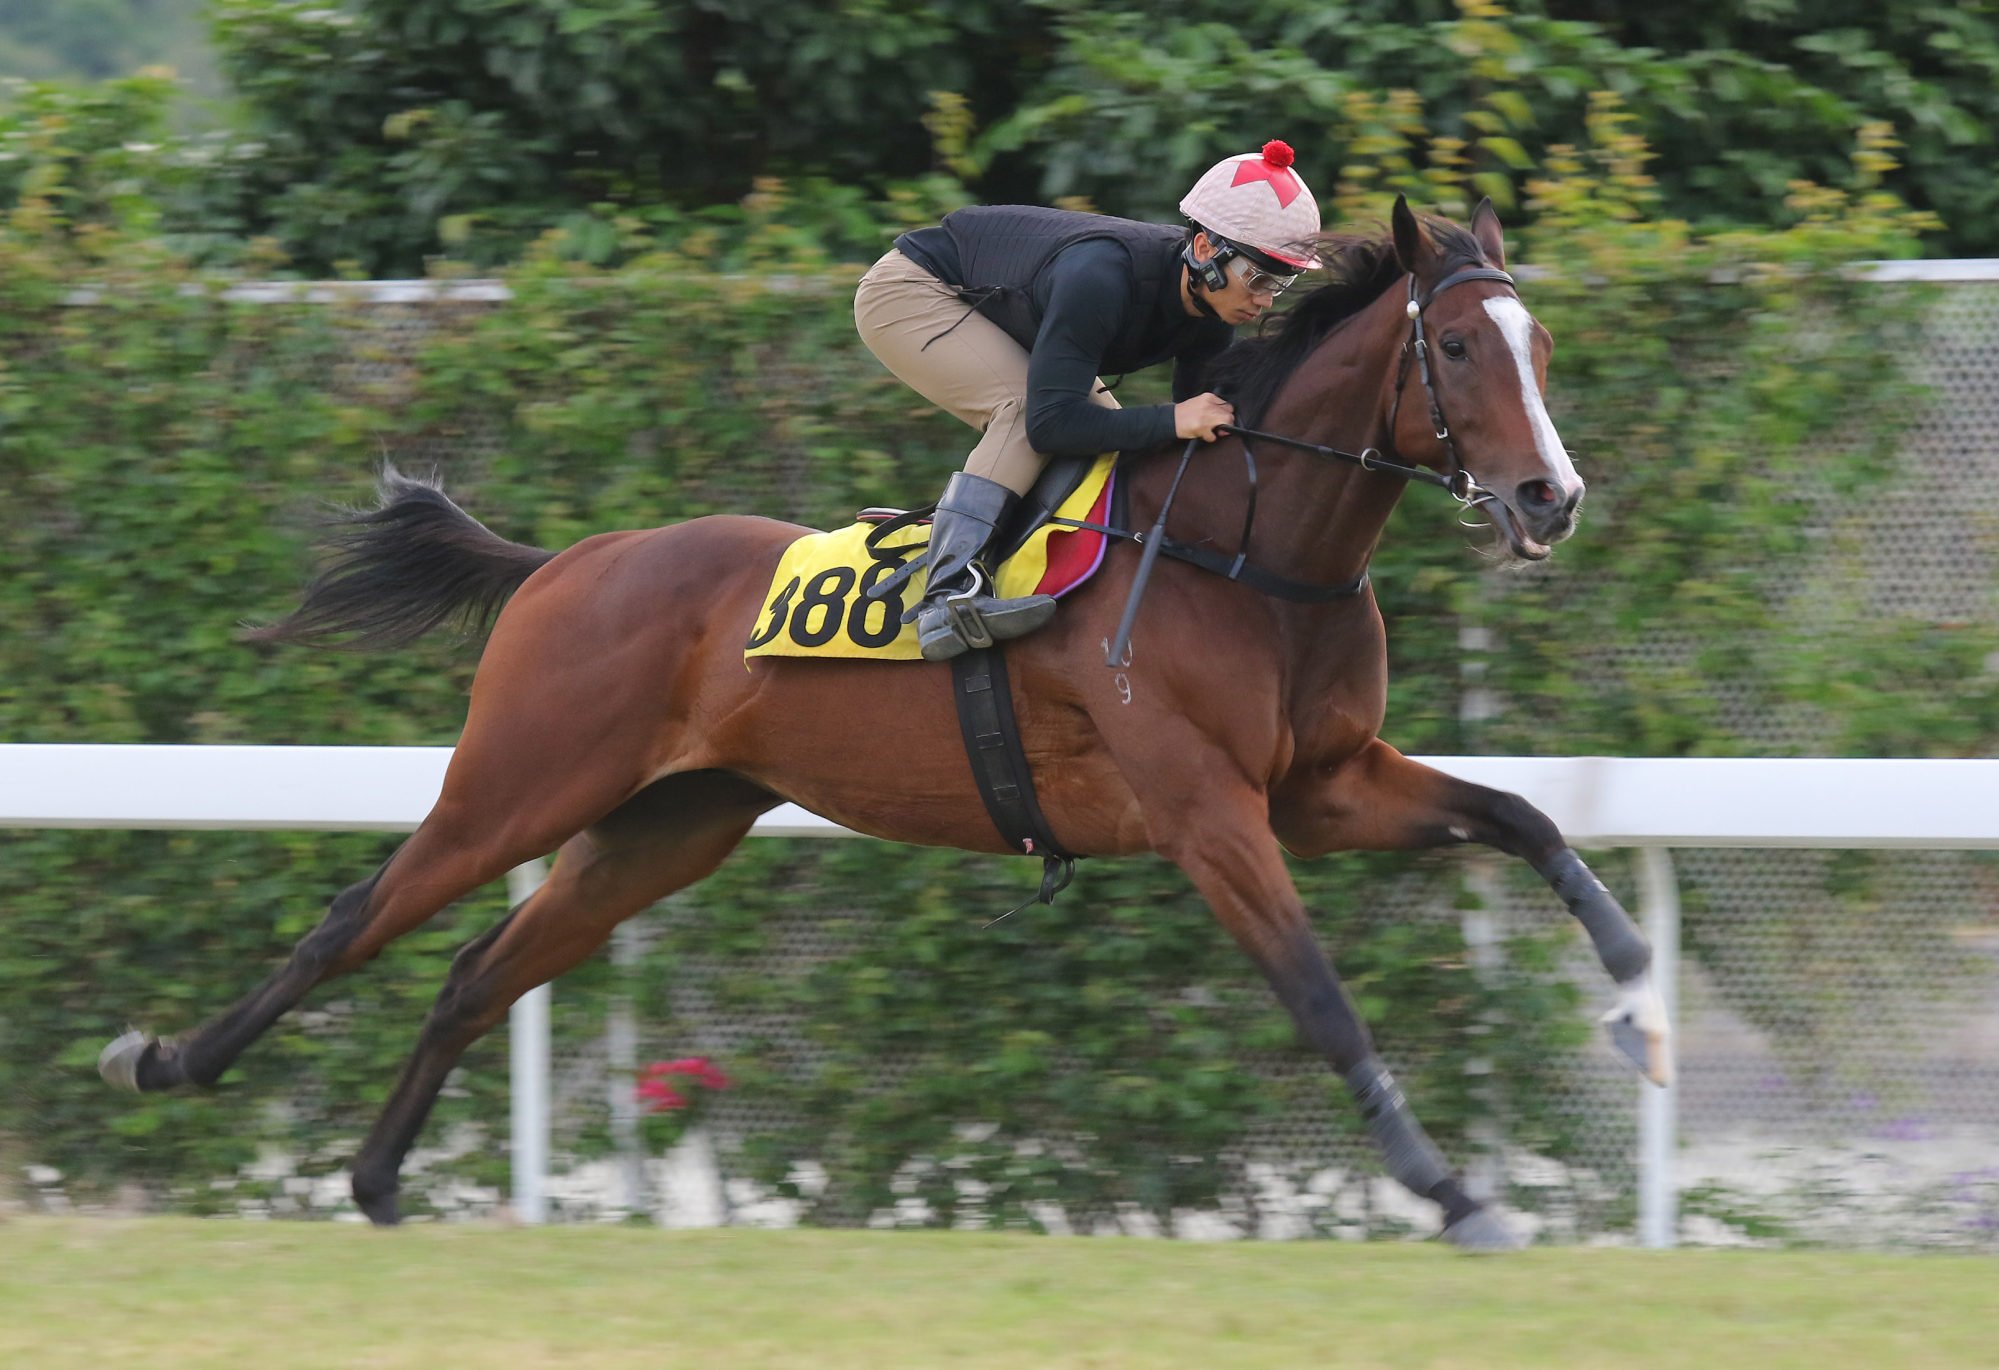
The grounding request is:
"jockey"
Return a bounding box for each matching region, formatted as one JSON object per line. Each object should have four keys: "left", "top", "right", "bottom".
{"left": 855, "top": 140, "right": 1324, "bottom": 661}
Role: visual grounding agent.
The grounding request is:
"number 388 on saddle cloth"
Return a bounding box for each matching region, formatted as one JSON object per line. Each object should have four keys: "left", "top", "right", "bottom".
{"left": 744, "top": 454, "right": 1116, "bottom": 662}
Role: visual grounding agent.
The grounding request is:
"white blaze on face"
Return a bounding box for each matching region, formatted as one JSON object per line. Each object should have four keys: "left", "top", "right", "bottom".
{"left": 1483, "top": 296, "right": 1581, "bottom": 493}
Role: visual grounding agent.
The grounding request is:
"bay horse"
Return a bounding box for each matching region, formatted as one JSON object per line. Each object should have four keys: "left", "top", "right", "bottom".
{"left": 100, "top": 197, "right": 1670, "bottom": 1249}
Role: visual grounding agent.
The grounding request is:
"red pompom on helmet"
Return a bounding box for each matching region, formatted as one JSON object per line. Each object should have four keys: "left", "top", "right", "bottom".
{"left": 1179, "top": 139, "right": 1322, "bottom": 269}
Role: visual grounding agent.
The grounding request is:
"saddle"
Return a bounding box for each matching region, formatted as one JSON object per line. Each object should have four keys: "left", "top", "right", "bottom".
{"left": 744, "top": 454, "right": 1115, "bottom": 663}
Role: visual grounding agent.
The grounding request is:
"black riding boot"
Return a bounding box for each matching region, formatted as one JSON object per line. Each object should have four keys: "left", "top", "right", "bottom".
{"left": 904, "top": 472, "right": 1055, "bottom": 662}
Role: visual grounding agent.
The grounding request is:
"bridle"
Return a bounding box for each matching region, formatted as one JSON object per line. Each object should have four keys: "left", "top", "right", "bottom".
{"left": 1091, "top": 259, "right": 1523, "bottom": 667}
{"left": 1226, "top": 261, "right": 1520, "bottom": 509}
{"left": 1387, "top": 264, "right": 1519, "bottom": 501}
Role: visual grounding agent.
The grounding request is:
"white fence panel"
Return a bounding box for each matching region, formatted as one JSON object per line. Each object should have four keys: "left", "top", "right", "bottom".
{"left": 6, "top": 745, "right": 1995, "bottom": 847}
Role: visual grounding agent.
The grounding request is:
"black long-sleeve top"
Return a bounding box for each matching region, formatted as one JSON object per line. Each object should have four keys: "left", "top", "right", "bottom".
{"left": 1019, "top": 240, "right": 1231, "bottom": 455}
{"left": 896, "top": 212, "right": 1233, "bottom": 458}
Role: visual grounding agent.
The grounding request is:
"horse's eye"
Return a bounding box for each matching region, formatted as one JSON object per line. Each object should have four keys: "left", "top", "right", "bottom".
{"left": 1442, "top": 338, "right": 1467, "bottom": 359}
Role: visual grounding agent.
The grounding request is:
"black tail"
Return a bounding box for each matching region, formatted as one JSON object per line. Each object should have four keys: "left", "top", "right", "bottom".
{"left": 246, "top": 465, "right": 556, "bottom": 650}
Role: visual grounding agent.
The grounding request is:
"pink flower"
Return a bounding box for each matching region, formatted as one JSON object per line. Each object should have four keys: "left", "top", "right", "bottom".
{"left": 650, "top": 1057, "right": 730, "bottom": 1089}
{"left": 637, "top": 1079, "right": 687, "bottom": 1111}
{"left": 636, "top": 1056, "right": 730, "bottom": 1112}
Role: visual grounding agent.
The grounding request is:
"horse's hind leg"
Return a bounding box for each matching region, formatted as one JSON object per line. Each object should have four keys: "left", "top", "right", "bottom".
{"left": 348, "top": 770, "right": 775, "bottom": 1225}
{"left": 99, "top": 856, "right": 396, "bottom": 1092}
{"left": 100, "top": 742, "right": 654, "bottom": 1096}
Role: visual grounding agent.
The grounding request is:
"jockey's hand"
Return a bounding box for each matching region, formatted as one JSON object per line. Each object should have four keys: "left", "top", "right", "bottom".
{"left": 1174, "top": 392, "right": 1235, "bottom": 443}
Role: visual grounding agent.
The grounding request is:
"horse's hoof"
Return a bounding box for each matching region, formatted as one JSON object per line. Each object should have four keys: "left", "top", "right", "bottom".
{"left": 97, "top": 1029, "right": 154, "bottom": 1093}
{"left": 352, "top": 1177, "right": 402, "bottom": 1227}
{"left": 1604, "top": 1016, "right": 1667, "bottom": 1084}
{"left": 1442, "top": 1207, "right": 1524, "bottom": 1253}
{"left": 1600, "top": 973, "right": 1674, "bottom": 1087}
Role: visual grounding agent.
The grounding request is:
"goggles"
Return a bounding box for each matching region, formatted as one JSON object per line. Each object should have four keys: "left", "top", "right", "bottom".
{"left": 1232, "top": 256, "right": 1300, "bottom": 298}
{"left": 1207, "top": 235, "right": 1301, "bottom": 297}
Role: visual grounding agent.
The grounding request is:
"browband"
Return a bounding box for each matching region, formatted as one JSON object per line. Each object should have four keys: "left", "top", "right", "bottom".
{"left": 1420, "top": 265, "right": 1516, "bottom": 308}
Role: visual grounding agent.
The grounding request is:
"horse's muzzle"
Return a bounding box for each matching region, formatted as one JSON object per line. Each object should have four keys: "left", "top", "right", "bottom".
{"left": 1492, "top": 479, "right": 1583, "bottom": 561}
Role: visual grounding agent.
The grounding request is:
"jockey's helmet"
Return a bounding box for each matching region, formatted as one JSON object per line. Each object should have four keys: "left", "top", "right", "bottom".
{"left": 1178, "top": 140, "right": 1324, "bottom": 274}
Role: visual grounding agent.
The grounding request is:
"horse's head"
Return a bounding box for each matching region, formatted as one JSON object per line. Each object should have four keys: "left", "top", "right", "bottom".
{"left": 1388, "top": 196, "right": 1582, "bottom": 561}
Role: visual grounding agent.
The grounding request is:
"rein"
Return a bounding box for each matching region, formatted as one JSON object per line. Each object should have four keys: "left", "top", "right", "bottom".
{"left": 1216, "top": 423, "right": 1458, "bottom": 495}
{"left": 1096, "top": 261, "right": 1519, "bottom": 667}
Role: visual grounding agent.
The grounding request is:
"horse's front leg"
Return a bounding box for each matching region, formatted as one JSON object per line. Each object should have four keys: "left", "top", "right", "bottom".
{"left": 1274, "top": 739, "right": 1671, "bottom": 1086}
{"left": 1153, "top": 786, "right": 1520, "bottom": 1250}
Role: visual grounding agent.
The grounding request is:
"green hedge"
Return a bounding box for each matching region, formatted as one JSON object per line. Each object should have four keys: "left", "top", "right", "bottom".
{"left": 2, "top": 115, "right": 1986, "bottom": 1229}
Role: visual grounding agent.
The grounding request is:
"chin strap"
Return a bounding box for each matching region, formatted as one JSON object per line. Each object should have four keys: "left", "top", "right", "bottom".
{"left": 1185, "top": 274, "right": 1222, "bottom": 320}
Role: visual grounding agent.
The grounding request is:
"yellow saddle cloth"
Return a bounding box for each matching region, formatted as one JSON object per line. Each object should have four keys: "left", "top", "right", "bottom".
{"left": 745, "top": 454, "right": 1115, "bottom": 661}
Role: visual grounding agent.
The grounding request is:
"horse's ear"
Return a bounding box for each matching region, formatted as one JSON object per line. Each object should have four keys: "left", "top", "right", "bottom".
{"left": 1470, "top": 196, "right": 1506, "bottom": 270}
{"left": 1390, "top": 195, "right": 1428, "bottom": 273}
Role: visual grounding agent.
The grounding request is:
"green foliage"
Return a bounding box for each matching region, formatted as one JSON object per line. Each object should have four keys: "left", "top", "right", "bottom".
{"left": 9, "top": 0, "right": 1992, "bottom": 274}
{"left": 175, "top": 0, "right": 1031, "bottom": 272}
{"left": 996, "top": 0, "right": 1997, "bottom": 253}
{"left": 0, "top": 104, "right": 1986, "bottom": 1229}
{"left": 0, "top": 72, "right": 184, "bottom": 241}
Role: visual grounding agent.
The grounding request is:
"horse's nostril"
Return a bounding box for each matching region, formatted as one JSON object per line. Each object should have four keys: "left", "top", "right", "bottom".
{"left": 1518, "top": 479, "right": 1559, "bottom": 510}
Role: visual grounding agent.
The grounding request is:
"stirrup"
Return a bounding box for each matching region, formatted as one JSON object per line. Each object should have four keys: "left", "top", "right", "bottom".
{"left": 941, "top": 572, "right": 997, "bottom": 652}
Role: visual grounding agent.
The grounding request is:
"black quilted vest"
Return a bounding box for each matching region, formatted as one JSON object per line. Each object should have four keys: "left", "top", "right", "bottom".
{"left": 917, "top": 206, "right": 1191, "bottom": 373}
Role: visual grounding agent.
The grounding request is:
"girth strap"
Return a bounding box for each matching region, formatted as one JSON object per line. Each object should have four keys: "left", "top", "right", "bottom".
{"left": 950, "top": 646, "right": 1079, "bottom": 901}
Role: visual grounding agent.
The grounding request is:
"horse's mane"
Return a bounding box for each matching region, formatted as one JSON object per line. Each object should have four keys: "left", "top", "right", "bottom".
{"left": 1199, "top": 217, "right": 1490, "bottom": 427}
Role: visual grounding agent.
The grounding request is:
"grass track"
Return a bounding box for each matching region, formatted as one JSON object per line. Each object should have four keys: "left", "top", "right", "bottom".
{"left": 1, "top": 1217, "right": 1993, "bottom": 1368}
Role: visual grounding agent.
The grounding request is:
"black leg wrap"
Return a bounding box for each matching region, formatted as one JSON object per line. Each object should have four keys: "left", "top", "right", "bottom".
{"left": 1541, "top": 847, "right": 1650, "bottom": 983}
{"left": 1427, "top": 1176, "right": 1482, "bottom": 1226}
{"left": 1346, "top": 1056, "right": 1453, "bottom": 1198}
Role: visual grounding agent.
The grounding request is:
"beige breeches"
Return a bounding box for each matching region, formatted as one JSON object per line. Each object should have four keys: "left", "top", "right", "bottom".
{"left": 853, "top": 248, "right": 1119, "bottom": 495}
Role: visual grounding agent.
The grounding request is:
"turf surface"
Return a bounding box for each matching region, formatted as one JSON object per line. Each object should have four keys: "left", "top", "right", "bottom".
{"left": 1, "top": 1217, "right": 1992, "bottom": 1368}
